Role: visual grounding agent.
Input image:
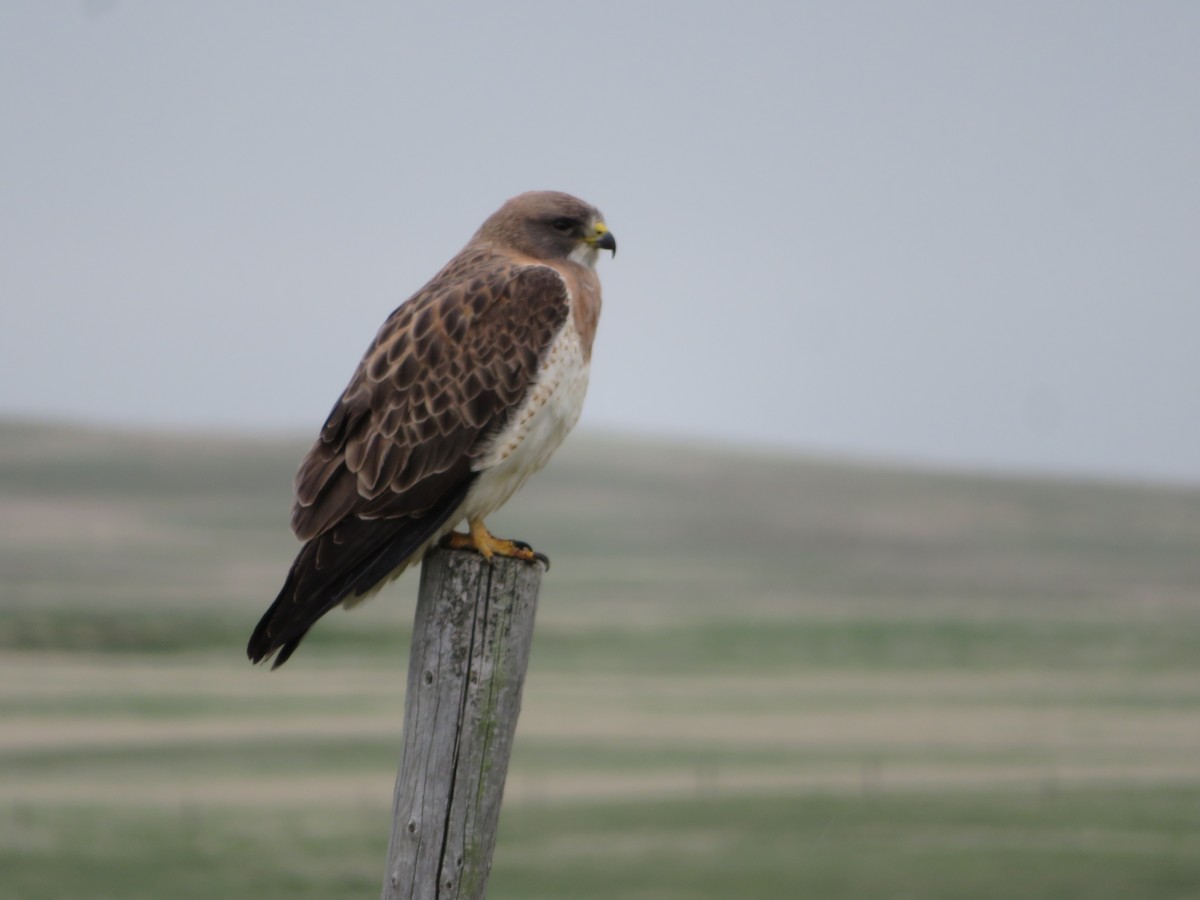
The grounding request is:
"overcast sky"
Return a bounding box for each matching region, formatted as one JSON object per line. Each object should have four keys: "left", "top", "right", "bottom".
{"left": 2, "top": 2, "right": 1198, "bottom": 482}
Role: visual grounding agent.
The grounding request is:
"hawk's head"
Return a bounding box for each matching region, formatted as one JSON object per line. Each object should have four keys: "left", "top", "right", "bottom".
{"left": 478, "top": 191, "right": 616, "bottom": 266}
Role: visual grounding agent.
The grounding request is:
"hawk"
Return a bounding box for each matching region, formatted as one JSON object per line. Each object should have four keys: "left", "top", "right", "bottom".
{"left": 247, "top": 191, "right": 615, "bottom": 667}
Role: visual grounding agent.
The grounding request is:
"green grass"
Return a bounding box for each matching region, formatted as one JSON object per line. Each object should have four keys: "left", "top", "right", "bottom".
{"left": 0, "top": 803, "right": 387, "bottom": 900}
{"left": 8, "top": 609, "right": 1199, "bottom": 677}
{"left": 529, "top": 616, "right": 1200, "bottom": 674}
{"left": 490, "top": 790, "right": 1200, "bottom": 900}
{"left": 3, "top": 419, "right": 1200, "bottom": 898}
{"left": 4, "top": 790, "right": 1199, "bottom": 900}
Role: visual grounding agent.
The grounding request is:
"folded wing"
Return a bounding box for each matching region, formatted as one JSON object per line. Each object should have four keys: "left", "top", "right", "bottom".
{"left": 247, "top": 255, "right": 570, "bottom": 666}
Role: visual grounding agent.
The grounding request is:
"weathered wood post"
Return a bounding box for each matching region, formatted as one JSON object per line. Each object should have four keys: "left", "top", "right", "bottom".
{"left": 381, "top": 546, "right": 543, "bottom": 900}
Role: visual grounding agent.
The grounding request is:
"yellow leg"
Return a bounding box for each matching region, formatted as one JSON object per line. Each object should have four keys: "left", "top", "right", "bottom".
{"left": 441, "top": 518, "right": 549, "bottom": 568}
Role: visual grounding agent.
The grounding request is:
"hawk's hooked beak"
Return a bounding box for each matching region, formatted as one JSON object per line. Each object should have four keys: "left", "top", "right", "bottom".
{"left": 587, "top": 222, "right": 617, "bottom": 257}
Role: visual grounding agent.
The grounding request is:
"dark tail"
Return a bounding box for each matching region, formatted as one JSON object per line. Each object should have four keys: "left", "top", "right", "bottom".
{"left": 248, "top": 477, "right": 475, "bottom": 668}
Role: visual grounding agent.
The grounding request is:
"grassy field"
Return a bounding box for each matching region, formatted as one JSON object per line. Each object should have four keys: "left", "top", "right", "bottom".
{"left": 2, "top": 418, "right": 1200, "bottom": 898}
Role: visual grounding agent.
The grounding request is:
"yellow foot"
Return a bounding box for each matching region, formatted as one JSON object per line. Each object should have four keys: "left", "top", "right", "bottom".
{"left": 441, "top": 519, "right": 550, "bottom": 570}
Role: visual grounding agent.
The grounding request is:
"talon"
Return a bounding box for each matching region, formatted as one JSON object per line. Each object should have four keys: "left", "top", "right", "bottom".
{"left": 509, "top": 540, "right": 550, "bottom": 570}
{"left": 441, "top": 519, "right": 549, "bottom": 569}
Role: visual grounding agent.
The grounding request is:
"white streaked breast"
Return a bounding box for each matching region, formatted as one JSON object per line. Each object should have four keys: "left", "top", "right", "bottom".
{"left": 464, "top": 312, "right": 590, "bottom": 521}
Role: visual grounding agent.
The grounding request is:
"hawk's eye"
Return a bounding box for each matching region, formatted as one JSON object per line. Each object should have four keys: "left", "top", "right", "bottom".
{"left": 551, "top": 217, "right": 576, "bottom": 233}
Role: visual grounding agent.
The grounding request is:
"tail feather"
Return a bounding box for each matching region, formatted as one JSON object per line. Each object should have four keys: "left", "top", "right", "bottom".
{"left": 247, "top": 475, "right": 475, "bottom": 668}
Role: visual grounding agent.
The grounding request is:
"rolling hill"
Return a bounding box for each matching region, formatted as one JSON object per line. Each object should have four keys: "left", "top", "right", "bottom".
{"left": 2, "top": 418, "right": 1199, "bottom": 899}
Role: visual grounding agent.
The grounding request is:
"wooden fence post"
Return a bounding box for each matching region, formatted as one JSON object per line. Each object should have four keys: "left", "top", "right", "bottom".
{"left": 381, "top": 546, "right": 543, "bottom": 900}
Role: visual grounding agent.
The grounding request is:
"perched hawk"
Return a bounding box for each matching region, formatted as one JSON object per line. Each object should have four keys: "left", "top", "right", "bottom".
{"left": 247, "top": 191, "right": 615, "bottom": 667}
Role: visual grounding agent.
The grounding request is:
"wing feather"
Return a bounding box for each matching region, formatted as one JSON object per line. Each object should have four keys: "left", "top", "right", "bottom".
{"left": 291, "top": 252, "right": 569, "bottom": 540}
{"left": 248, "top": 252, "right": 571, "bottom": 666}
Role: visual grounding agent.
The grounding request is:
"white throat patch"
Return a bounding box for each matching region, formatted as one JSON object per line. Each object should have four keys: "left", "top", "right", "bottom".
{"left": 568, "top": 242, "right": 600, "bottom": 269}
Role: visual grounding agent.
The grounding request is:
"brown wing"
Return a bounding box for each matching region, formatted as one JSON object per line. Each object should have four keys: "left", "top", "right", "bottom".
{"left": 294, "top": 248, "right": 569, "bottom": 538}
{"left": 247, "top": 251, "right": 570, "bottom": 666}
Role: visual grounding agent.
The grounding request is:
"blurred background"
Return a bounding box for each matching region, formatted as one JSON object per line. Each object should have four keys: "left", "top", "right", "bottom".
{"left": 2, "top": 3, "right": 1199, "bottom": 898}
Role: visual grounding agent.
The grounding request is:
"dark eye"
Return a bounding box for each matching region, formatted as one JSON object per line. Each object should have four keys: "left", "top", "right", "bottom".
{"left": 551, "top": 217, "right": 576, "bottom": 233}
